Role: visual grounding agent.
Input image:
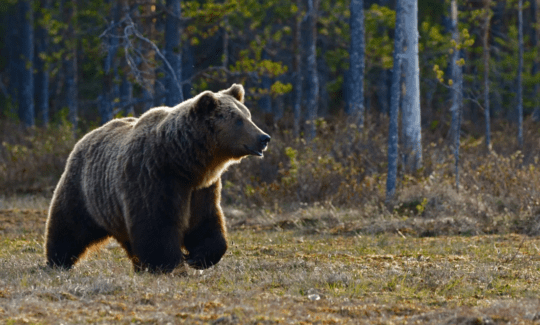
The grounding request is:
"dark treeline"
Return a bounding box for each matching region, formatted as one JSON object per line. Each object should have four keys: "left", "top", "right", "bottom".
{"left": 1, "top": 0, "right": 537, "bottom": 128}
{"left": 0, "top": 0, "right": 539, "bottom": 199}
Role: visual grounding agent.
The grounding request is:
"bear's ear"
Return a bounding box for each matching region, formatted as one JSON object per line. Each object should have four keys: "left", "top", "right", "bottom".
{"left": 221, "top": 84, "right": 245, "bottom": 103}
{"left": 195, "top": 91, "right": 219, "bottom": 115}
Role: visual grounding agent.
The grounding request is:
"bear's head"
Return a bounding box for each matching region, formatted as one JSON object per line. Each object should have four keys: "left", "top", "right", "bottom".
{"left": 193, "top": 84, "right": 271, "bottom": 159}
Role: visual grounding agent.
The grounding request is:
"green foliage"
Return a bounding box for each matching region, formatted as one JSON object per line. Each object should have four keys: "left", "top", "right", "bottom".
{"left": 281, "top": 147, "right": 298, "bottom": 186}
{"left": 3, "top": 0, "right": 540, "bottom": 214}
{"left": 270, "top": 81, "right": 292, "bottom": 97}
{"left": 182, "top": 0, "right": 294, "bottom": 101}
{"left": 365, "top": 4, "right": 395, "bottom": 70}
{"left": 395, "top": 198, "right": 428, "bottom": 216}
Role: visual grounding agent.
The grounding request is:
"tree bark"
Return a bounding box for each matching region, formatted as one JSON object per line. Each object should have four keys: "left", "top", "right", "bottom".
{"left": 306, "top": 0, "right": 319, "bottom": 140}
{"left": 483, "top": 0, "right": 491, "bottom": 149}
{"left": 165, "top": 0, "right": 183, "bottom": 106}
{"left": 517, "top": 0, "right": 524, "bottom": 148}
{"left": 491, "top": 1, "right": 505, "bottom": 118}
{"left": 182, "top": 39, "right": 194, "bottom": 100}
{"left": 377, "top": 69, "right": 390, "bottom": 115}
{"left": 401, "top": 0, "right": 422, "bottom": 172}
{"left": 386, "top": 0, "right": 404, "bottom": 201}
{"left": 18, "top": 0, "right": 35, "bottom": 127}
{"left": 450, "top": 0, "right": 463, "bottom": 190}
{"left": 100, "top": 0, "right": 120, "bottom": 124}
{"left": 532, "top": 0, "right": 540, "bottom": 120}
{"left": 7, "top": 3, "right": 19, "bottom": 114}
{"left": 34, "top": 0, "right": 50, "bottom": 126}
{"left": 153, "top": 3, "right": 165, "bottom": 107}
{"left": 293, "top": 0, "right": 302, "bottom": 137}
{"left": 65, "top": 1, "right": 78, "bottom": 132}
{"left": 120, "top": 75, "right": 133, "bottom": 115}
{"left": 120, "top": 1, "right": 133, "bottom": 116}
{"left": 348, "top": 0, "right": 365, "bottom": 127}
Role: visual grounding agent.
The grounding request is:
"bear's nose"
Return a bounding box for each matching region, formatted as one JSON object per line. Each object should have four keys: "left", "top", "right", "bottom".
{"left": 259, "top": 134, "right": 271, "bottom": 147}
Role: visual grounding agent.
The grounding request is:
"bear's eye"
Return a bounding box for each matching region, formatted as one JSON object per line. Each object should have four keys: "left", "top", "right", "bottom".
{"left": 235, "top": 118, "right": 243, "bottom": 126}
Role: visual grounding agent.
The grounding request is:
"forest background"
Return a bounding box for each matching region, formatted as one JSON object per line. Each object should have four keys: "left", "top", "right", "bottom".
{"left": 2, "top": 0, "right": 540, "bottom": 231}
{"left": 1, "top": 0, "right": 540, "bottom": 323}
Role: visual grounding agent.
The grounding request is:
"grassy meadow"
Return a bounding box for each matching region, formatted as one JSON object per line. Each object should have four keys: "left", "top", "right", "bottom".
{"left": 0, "top": 200, "right": 540, "bottom": 324}
{"left": 1, "top": 118, "right": 540, "bottom": 323}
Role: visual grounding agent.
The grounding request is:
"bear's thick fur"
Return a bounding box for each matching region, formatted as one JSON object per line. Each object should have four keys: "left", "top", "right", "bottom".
{"left": 45, "top": 84, "right": 270, "bottom": 273}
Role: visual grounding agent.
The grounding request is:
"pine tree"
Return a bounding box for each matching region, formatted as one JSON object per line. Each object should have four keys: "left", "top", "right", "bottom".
{"left": 18, "top": 0, "right": 35, "bottom": 127}
{"left": 386, "top": 0, "right": 405, "bottom": 201}
{"left": 293, "top": 0, "right": 302, "bottom": 137}
{"left": 517, "top": 0, "right": 524, "bottom": 148}
{"left": 34, "top": 0, "right": 50, "bottom": 126}
{"left": 483, "top": 0, "right": 491, "bottom": 149}
{"left": 306, "top": 0, "right": 319, "bottom": 140}
{"left": 348, "top": 0, "right": 365, "bottom": 127}
{"left": 450, "top": 0, "right": 463, "bottom": 189}
{"left": 401, "top": 0, "right": 422, "bottom": 172}
{"left": 165, "top": 0, "right": 184, "bottom": 106}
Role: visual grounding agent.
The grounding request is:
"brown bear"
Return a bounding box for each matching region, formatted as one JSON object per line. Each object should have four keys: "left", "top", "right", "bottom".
{"left": 44, "top": 84, "right": 270, "bottom": 273}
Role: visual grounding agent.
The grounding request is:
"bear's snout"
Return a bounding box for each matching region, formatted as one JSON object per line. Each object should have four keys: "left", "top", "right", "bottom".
{"left": 259, "top": 134, "right": 271, "bottom": 148}
{"left": 243, "top": 132, "right": 270, "bottom": 157}
{"left": 252, "top": 133, "right": 270, "bottom": 156}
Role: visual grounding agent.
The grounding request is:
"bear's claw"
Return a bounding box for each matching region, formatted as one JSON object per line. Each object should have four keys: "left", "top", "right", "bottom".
{"left": 186, "top": 258, "right": 212, "bottom": 270}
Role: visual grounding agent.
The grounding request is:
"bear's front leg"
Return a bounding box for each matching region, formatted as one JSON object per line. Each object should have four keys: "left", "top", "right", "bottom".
{"left": 127, "top": 185, "right": 191, "bottom": 273}
{"left": 184, "top": 179, "right": 228, "bottom": 269}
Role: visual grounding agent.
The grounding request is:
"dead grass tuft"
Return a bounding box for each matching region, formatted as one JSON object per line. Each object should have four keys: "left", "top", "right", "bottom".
{"left": 1, "top": 114, "right": 540, "bottom": 322}
{"left": 2, "top": 115, "right": 540, "bottom": 237}
{"left": 0, "top": 120, "right": 76, "bottom": 195}
{"left": 223, "top": 116, "right": 540, "bottom": 237}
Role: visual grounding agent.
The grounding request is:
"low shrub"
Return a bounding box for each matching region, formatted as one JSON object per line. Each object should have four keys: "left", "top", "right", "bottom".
{"left": 1, "top": 114, "right": 539, "bottom": 235}
{"left": 0, "top": 120, "right": 76, "bottom": 194}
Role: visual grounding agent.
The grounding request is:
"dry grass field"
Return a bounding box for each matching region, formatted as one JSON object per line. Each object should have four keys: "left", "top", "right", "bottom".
{"left": 1, "top": 198, "right": 539, "bottom": 324}
{"left": 2, "top": 120, "right": 540, "bottom": 323}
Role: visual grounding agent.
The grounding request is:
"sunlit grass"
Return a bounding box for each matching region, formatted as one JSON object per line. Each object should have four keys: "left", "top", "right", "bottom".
{"left": 1, "top": 208, "right": 539, "bottom": 323}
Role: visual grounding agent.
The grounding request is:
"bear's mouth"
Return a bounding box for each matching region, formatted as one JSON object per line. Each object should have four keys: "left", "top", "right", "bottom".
{"left": 244, "top": 145, "right": 264, "bottom": 157}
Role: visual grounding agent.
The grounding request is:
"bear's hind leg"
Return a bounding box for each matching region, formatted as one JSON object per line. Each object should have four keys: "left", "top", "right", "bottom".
{"left": 45, "top": 199, "right": 109, "bottom": 269}
{"left": 184, "top": 180, "right": 228, "bottom": 270}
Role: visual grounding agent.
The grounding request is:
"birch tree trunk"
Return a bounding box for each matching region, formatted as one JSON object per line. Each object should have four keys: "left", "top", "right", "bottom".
{"left": 450, "top": 0, "right": 463, "bottom": 190}
{"left": 18, "top": 0, "right": 35, "bottom": 127}
{"left": 293, "top": 0, "right": 302, "bottom": 137}
{"left": 386, "top": 0, "right": 404, "bottom": 201}
{"left": 401, "top": 0, "right": 422, "bottom": 172}
{"left": 306, "top": 0, "right": 319, "bottom": 140}
{"left": 517, "top": 0, "right": 524, "bottom": 148}
{"left": 348, "top": 0, "right": 365, "bottom": 127}
{"left": 483, "top": 0, "right": 491, "bottom": 149}
{"left": 165, "top": 0, "right": 184, "bottom": 106}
